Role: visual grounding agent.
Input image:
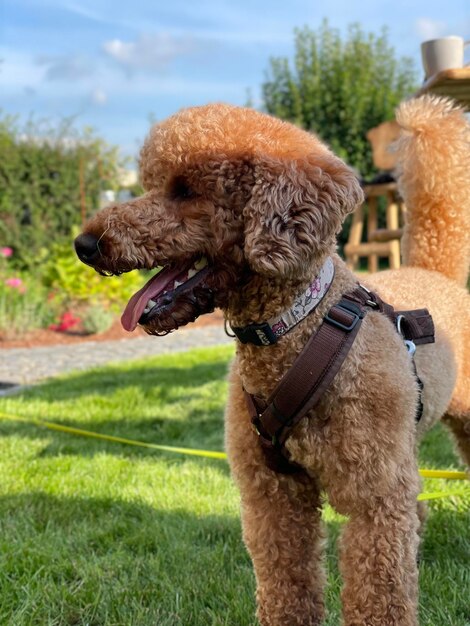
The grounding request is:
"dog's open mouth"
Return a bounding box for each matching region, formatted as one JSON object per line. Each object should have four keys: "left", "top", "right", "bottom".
{"left": 121, "top": 257, "right": 213, "bottom": 333}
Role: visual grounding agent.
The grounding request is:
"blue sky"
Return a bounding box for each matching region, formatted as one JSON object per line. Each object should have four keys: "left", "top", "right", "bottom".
{"left": 1, "top": 0, "right": 469, "bottom": 160}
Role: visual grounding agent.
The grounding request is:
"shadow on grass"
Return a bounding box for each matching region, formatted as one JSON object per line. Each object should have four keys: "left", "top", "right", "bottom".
{"left": 19, "top": 360, "right": 230, "bottom": 400}
{"left": 0, "top": 491, "right": 254, "bottom": 625}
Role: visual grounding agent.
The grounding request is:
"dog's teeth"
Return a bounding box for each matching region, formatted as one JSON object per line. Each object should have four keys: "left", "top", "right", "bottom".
{"left": 187, "top": 257, "right": 207, "bottom": 280}
{"left": 143, "top": 299, "right": 157, "bottom": 314}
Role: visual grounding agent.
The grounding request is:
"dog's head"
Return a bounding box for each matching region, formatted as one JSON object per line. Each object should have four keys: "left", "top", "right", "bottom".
{"left": 75, "top": 104, "right": 363, "bottom": 335}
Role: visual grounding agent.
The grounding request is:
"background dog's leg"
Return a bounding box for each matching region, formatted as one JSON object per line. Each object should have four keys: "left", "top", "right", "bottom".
{"left": 416, "top": 499, "right": 428, "bottom": 541}
{"left": 338, "top": 480, "right": 420, "bottom": 626}
{"left": 442, "top": 412, "right": 470, "bottom": 468}
{"left": 225, "top": 372, "right": 325, "bottom": 626}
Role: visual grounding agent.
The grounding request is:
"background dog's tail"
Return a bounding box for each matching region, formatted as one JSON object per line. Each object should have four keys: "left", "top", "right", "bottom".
{"left": 395, "top": 95, "right": 470, "bottom": 287}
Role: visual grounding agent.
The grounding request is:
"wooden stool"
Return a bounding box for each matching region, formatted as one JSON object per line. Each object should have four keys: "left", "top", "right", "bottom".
{"left": 344, "top": 182, "right": 405, "bottom": 272}
{"left": 344, "top": 120, "right": 405, "bottom": 272}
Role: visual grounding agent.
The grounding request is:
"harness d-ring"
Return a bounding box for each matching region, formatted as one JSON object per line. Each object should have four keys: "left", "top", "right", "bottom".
{"left": 396, "top": 314, "right": 417, "bottom": 355}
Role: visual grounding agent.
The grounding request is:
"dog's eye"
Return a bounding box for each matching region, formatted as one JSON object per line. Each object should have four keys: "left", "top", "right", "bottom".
{"left": 170, "top": 176, "right": 194, "bottom": 201}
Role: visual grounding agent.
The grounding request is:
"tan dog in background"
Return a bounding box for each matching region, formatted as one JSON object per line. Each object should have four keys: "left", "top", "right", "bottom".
{"left": 75, "top": 95, "right": 470, "bottom": 626}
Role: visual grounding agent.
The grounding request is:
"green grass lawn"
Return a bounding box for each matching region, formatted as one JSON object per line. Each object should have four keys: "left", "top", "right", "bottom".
{"left": 0, "top": 345, "right": 468, "bottom": 626}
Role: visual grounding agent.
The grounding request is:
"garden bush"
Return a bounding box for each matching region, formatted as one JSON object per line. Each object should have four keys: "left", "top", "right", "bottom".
{"left": 261, "top": 21, "right": 418, "bottom": 179}
{"left": 0, "top": 242, "right": 146, "bottom": 337}
{"left": 40, "top": 232, "right": 147, "bottom": 312}
{"left": 0, "top": 279, "right": 57, "bottom": 338}
{"left": 81, "top": 305, "right": 115, "bottom": 334}
{"left": 259, "top": 21, "right": 418, "bottom": 256}
{"left": 0, "top": 114, "right": 121, "bottom": 269}
{"left": 0, "top": 247, "right": 59, "bottom": 337}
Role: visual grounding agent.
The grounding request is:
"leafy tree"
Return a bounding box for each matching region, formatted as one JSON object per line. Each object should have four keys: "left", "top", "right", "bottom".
{"left": 0, "top": 114, "right": 121, "bottom": 268}
{"left": 262, "top": 21, "right": 418, "bottom": 177}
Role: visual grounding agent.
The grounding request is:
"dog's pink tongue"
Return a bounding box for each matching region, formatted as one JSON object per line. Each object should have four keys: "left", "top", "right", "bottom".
{"left": 121, "top": 266, "right": 183, "bottom": 332}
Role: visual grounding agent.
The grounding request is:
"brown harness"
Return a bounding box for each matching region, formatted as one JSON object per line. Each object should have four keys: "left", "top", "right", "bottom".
{"left": 244, "top": 286, "right": 435, "bottom": 474}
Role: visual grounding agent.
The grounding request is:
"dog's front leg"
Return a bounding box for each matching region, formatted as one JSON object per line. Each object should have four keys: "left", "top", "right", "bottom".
{"left": 329, "top": 465, "right": 420, "bottom": 626}
{"left": 240, "top": 472, "right": 325, "bottom": 626}
{"left": 225, "top": 371, "right": 325, "bottom": 626}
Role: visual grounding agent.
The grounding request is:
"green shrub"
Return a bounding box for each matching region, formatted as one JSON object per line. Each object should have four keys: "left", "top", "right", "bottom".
{"left": 0, "top": 231, "right": 148, "bottom": 336}
{"left": 0, "top": 115, "right": 122, "bottom": 269}
{"left": 40, "top": 232, "right": 147, "bottom": 312}
{"left": 0, "top": 279, "right": 58, "bottom": 337}
{"left": 261, "top": 21, "right": 418, "bottom": 179}
{"left": 81, "top": 305, "right": 114, "bottom": 335}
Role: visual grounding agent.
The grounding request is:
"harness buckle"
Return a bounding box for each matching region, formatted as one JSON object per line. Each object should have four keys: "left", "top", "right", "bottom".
{"left": 231, "top": 321, "right": 278, "bottom": 346}
{"left": 325, "top": 300, "right": 363, "bottom": 332}
{"left": 358, "top": 284, "right": 378, "bottom": 308}
{"left": 251, "top": 418, "right": 279, "bottom": 448}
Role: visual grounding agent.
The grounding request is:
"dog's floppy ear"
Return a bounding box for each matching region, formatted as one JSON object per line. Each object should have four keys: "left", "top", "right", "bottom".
{"left": 243, "top": 153, "right": 363, "bottom": 277}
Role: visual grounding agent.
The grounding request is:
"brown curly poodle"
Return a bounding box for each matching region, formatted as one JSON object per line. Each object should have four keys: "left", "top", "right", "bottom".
{"left": 75, "top": 95, "right": 470, "bottom": 626}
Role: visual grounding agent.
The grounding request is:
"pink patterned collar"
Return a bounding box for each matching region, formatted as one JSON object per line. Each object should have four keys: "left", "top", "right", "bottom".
{"left": 230, "top": 257, "right": 335, "bottom": 346}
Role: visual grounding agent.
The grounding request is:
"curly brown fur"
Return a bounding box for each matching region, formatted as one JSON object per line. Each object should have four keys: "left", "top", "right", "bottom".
{"left": 76, "top": 97, "right": 469, "bottom": 626}
{"left": 395, "top": 96, "right": 470, "bottom": 287}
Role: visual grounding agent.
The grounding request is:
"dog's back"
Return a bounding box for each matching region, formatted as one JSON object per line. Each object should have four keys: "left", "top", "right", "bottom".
{"left": 365, "top": 95, "right": 470, "bottom": 441}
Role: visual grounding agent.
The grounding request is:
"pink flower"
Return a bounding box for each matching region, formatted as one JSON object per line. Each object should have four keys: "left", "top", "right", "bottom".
{"left": 1, "top": 247, "right": 13, "bottom": 258}
{"left": 5, "top": 277, "right": 23, "bottom": 288}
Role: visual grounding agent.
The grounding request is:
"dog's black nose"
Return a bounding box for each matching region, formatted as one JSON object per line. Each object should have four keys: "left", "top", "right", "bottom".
{"left": 74, "top": 233, "right": 100, "bottom": 264}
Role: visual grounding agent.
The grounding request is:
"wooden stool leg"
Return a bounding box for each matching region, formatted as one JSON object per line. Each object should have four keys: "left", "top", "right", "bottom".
{"left": 386, "top": 192, "right": 401, "bottom": 269}
{"left": 367, "top": 197, "right": 378, "bottom": 273}
{"left": 345, "top": 204, "right": 364, "bottom": 270}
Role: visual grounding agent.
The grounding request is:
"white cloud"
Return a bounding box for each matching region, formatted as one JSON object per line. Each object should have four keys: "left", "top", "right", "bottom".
{"left": 91, "top": 88, "right": 107, "bottom": 105}
{"left": 2, "top": 50, "right": 244, "bottom": 106}
{"left": 415, "top": 18, "right": 448, "bottom": 41}
{"left": 102, "top": 33, "right": 205, "bottom": 73}
{"left": 2, "top": 50, "right": 242, "bottom": 99}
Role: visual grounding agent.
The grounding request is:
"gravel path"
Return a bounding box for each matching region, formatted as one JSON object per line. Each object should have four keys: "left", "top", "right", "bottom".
{"left": 0, "top": 325, "right": 231, "bottom": 386}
